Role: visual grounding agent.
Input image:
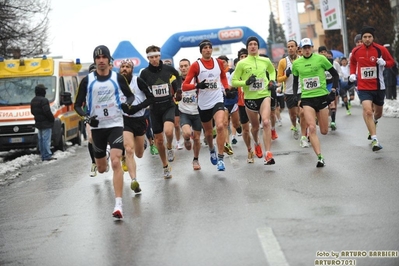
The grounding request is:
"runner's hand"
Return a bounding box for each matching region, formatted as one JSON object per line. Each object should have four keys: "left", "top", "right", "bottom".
{"left": 349, "top": 74, "right": 356, "bottom": 83}
{"left": 196, "top": 80, "right": 209, "bottom": 89}
{"left": 285, "top": 68, "right": 292, "bottom": 77}
{"left": 84, "top": 115, "right": 99, "bottom": 127}
{"left": 245, "top": 74, "right": 257, "bottom": 85}
{"left": 376, "top": 57, "right": 386, "bottom": 66}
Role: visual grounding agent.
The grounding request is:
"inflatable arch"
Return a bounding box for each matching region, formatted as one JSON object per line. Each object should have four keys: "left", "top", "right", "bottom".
{"left": 160, "top": 26, "right": 267, "bottom": 62}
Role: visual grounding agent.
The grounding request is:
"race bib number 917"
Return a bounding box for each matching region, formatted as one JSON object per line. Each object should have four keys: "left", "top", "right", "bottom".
{"left": 360, "top": 66, "right": 377, "bottom": 79}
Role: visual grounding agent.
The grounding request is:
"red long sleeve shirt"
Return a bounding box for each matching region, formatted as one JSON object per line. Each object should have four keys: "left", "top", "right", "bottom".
{"left": 350, "top": 43, "right": 395, "bottom": 91}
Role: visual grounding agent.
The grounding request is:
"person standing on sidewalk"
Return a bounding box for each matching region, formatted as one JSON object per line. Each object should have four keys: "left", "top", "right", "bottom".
{"left": 31, "top": 84, "right": 55, "bottom": 161}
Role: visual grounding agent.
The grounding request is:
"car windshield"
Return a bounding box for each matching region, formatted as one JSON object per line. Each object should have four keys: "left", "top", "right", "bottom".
{"left": 0, "top": 76, "right": 56, "bottom": 105}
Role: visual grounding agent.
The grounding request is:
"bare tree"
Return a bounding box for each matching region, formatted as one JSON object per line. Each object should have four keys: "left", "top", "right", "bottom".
{"left": 0, "top": 0, "right": 50, "bottom": 59}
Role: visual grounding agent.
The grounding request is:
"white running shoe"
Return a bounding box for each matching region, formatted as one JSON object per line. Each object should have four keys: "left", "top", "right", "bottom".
{"left": 300, "top": 136, "right": 309, "bottom": 148}
{"left": 112, "top": 205, "right": 123, "bottom": 219}
{"left": 167, "top": 148, "right": 175, "bottom": 162}
{"left": 90, "top": 163, "right": 97, "bottom": 177}
{"left": 163, "top": 165, "right": 172, "bottom": 179}
{"left": 176, "top": 141, "right": 184, "bottom": 150}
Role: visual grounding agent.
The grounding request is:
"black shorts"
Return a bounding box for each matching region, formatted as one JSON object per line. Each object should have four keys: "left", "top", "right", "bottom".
{"left": 238, "top": 105, "right": 249, "bottom": 124}
{"left": 244, "top": 97, "right": 274, "bottom": 112}
{"left": 180, "top": 112, "right": 202, "bottom": 132}
{"left": 91, "top": 127, "right": 124, "bottom": 158}
{"left": 123, "top": 116, "right": 147, "bottom": 136}
{"left": 151, "top": 105, "right": 175, "bottom": 134}
{"left": 276, "top": 95, "right": 285, "bottom": 109}
{"left": 285, "top": 93, "right": 301, "bottom": 109}
{"left": 198, "top": 102, "right": 225, "bottom": 123}
{"left": 300, "top": 95, "right": 329, "bottom": 112}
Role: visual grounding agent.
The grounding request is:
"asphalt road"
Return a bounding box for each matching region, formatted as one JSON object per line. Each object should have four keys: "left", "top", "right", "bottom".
{"left": 1, "top": 103, "right": 399, "bottom": 266}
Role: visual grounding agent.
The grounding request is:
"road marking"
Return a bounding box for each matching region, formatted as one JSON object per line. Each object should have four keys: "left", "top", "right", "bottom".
{"left": 257, "top": 226, "right": 290, "bottom": 266}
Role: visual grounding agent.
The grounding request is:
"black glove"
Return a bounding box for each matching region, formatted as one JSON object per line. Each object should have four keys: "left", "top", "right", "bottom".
{"left": 121, "top": 102, "right": 131, "bottom": 114}
{"left": 84, "top": 115, "right": 99, "bottom": 127}
{"left": 196, "top": 80, "right": 209, "bottom": 89}
{"left": 245, "top": 74, "right": 257, "bottom": 85}
{"left": 175, "top": 90, "right": 182, "bottom": 101}
{"left": 285, "top": 68, "right": 292, "bottom": 77}
{"left": 328, "top": 89, "right": 336, "bottom": 103}
{"left": 225, "top": 88, "right": 238, "bottom": 99}
{"left": 268, "top": 80, "right": 277, "bottom": 91}
{"left": 127, "top": 105, "right": 141, "bottom": 115}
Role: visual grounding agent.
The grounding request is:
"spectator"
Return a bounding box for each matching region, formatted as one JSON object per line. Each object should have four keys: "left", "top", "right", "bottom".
{"left": 30, "top": 84, "right": 56, "bottom": 161}
{"left": 383, "top": 44, "right": 398, "bottom": 100}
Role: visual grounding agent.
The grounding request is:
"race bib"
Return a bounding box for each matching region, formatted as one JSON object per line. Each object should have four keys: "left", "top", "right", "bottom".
{"left": 207, "top": 79, "right": 218, "bottom": 90}
{"left": 152, "top": 83, "right": 169, "bottom": 97}
{"left": 360, "top": 67, "right": 377, "bottom": 79}
{"left": 303, "top": 77, "right": 320, "bottom": 90}
{"left": 249, "top": 78, "right": 264, "bottom": 91}
{"left": 181, "top": 94, "right": 197, "bottom": 105}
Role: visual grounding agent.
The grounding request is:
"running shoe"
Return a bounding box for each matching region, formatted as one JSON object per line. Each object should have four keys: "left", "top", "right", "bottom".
{"left": 346, "top": 110, "right": 351, "bottom": 115}
{"left": 316, "top": 155, "right": 325, "bottom": 168}
{"left": 291, "top": 126, "right": 299, "bottom": 140}
{"left": 163, "top": 165, "right": 172, "bottom": 179}
{"left": 212, "top": 128, "right": 217, "bottom": 139}
{"left": 144, "top": 139, "right": 148, "bottom": 150}
{"left": 367, "top": 121, "right": 378, "bottom": 140}
{"left": 300, "top": 136, "right": 309, "bottom": 148}
{"left": 176, "top": 141, "right": 184, "bottom": 150}
{"left": 150, "top": 144, "right": 159, "bottom": 155}
{"left": 247, "top": 151, "right": 255, "bottom": 164}
{"left": 236, "top": 125, "right": 242, "bottom": 135}
{"left": 121, "top": 156, "right": 128, "bottom": 172}
{"left": 254, "top": 144, "right": 263, "bottom": 158}
{"left": 231, "top": 136, "right": 238, "bottom": 145}
{"left": 224, "top": 143, "right": 234, "bottom": 155}
{"left": 192, "top": 160, "right": 201, "bottom": 170}
{"left": 131, "top": 179, "right": 141, "bottom": 193}
{"left": 203, "top": 137, "right": 208, "bottom": 146}
{"left": 330, "top": 122, "right": 336, "bottom": 131}
{"left": 271, "top": 129, "right": 278, "bottom": 140}
{"left": 184, "top": 139, "right": 192, "bottom": 150}
{"left": 210, "top": 148, "right": 218, "bottom": 165}
{"left": 371, "top": 139, "right": 383, "bottom": 151}
{"left": 217, "top": 160, "right": 225, "bottom": 171}
{"left": 348, "top": 101, "right": 352, "bottom": 108}
{"left": 167, "top": 148, "right": 175, "bottom": 162}
{"left": 112, "top": 205, "right": 123, "bottom": 219}
{"left": 264, "top": 151, "right": 275, "bottom": 165}
{"left": 277, "top": 119, "right": 282, "bottom": 127}
{"left": 90, "top": 163, "right": 97, "bottom": 177}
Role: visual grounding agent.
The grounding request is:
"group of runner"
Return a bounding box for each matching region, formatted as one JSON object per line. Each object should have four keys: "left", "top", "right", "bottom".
{"left": 74, "top": 25, "right": 395, "bottom": 219}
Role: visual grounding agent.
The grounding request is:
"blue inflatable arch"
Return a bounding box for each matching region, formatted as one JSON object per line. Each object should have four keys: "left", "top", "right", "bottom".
{"left": 160, "top": 26, "right": 267, "bottom": 61}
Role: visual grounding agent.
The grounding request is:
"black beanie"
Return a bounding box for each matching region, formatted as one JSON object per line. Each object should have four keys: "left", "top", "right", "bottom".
{"left": 93, "top": 45, "right": 112, "bottom": 62}
{"left": 246, "top": 36, "right": 259, "bottom": 49}
{"left": 199, "top": 39, "right": 212, "bottom": 53}
{"left": 360, "top": 26, "right": 375, "bottom": 38}
{"left": 35, "top": 84, "right": 47, "bottom": 96}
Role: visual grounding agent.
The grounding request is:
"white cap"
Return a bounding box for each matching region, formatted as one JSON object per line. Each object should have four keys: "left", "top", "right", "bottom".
{"left": 383, "top": 44, "right": 390, "bottom": 47}
{"left": 300, "top": 38, "right": 313, "bottom": 48}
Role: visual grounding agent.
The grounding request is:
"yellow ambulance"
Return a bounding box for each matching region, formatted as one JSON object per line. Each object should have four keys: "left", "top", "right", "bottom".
{"left": 0, "top": 56, "right": 82, "bottom": 151}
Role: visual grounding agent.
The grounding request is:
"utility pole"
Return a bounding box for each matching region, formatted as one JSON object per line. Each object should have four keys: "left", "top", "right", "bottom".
{"left": 341, "top": 0, "right": 349, "bottom": 56}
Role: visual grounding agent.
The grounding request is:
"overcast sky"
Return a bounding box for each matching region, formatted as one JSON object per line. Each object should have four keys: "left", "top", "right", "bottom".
{"left": 48, "top": 0, "right": 272, "bottom": 64}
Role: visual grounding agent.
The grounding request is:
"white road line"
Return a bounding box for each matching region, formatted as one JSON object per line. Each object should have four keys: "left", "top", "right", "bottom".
{"left": 257, "top": 227, "right": 290, "bottom": 266}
